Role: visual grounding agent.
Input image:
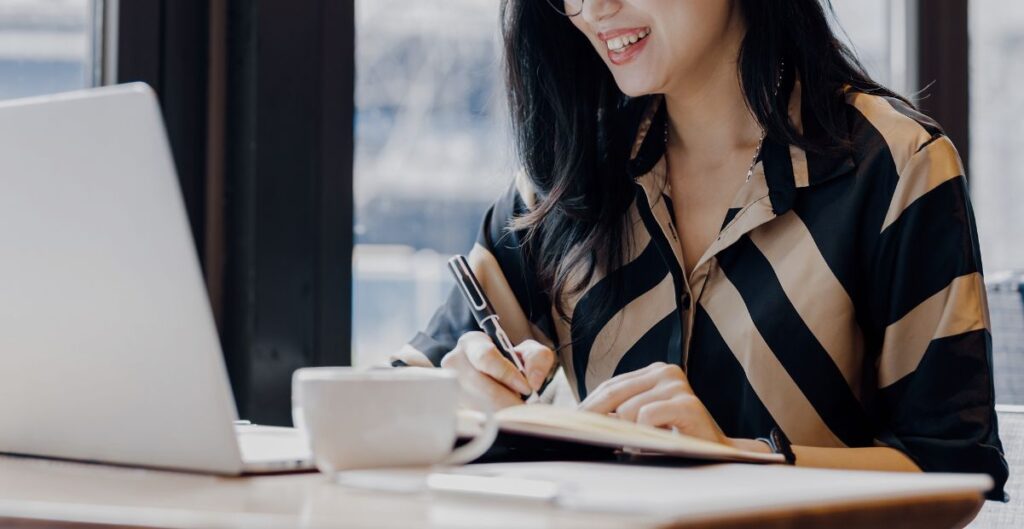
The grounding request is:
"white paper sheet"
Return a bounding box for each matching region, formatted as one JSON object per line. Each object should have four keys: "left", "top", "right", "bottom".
{"left": 456, "top": 461, "right": 992, "bottom": 521}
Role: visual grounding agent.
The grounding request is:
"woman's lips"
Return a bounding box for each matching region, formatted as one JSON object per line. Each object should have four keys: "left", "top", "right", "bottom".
{"left": 597, "top": 27, "right": 648, "bottom": 42}
{"left": 607, "top": 34, "right": 650, "bottom": 66}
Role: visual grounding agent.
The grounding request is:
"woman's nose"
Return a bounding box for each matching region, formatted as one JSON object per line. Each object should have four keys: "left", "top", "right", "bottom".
{"left": 581, "top": 0, "right": 622, "bottom": 25}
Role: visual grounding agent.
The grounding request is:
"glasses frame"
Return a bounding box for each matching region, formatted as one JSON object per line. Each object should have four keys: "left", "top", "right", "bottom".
{"left": 544, "top": 0, "right": 583, "bottom": 17}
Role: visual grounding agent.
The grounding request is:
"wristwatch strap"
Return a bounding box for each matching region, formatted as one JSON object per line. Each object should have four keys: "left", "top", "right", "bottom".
{"left": 754, "top": 435, "right": 777, "bottom": 454}
{"left": 770, "top": 426, "right": 796, "bottom": 464}
{"left": 757, "top": 427, "right": 796, "bottom": 465}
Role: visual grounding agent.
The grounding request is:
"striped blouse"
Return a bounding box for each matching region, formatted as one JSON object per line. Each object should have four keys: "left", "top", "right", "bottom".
{"left": 402, "top": 79, "right": 1009, "bottom": 500}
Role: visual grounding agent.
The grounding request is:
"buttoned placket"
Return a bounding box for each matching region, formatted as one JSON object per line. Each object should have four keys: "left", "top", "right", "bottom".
{"left": 627, "top": 79, "right": 824, "bottom": 373}
{"left": 638, "top": 156, "right": 780, "bottom": 373}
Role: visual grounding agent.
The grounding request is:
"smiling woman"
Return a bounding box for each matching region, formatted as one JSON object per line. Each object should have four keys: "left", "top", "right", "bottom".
{"left": 394, "top": 0, "right": 1009, "bottom": 507}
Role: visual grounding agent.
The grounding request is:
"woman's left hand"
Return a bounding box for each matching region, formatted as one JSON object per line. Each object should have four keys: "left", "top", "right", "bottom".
{"left": 578, "top": 362, "right": 738, "bottom": 448}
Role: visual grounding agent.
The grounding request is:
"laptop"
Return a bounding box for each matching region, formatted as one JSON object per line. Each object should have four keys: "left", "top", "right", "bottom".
{"left": 0, "top": 83, "right": 313, "bottom": 474}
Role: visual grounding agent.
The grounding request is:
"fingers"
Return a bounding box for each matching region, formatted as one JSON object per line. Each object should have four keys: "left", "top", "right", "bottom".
{"left": 579, "top": 362, "right": 690, "bottom": 415}
{"left": 579, "top": 370, "right": 659, "bottom": 414}
{"left": 635, "top": 394, "right": 702, "bottom": 431}
{"left": 459, "top": 332, "right": 533, "bottom": 396}
{"left": 613, "top": 380, "right": 687, "bottom": 422}
{"left": 463, "top": 366, "right": 528, "bottom": 409}
{"left": 586, "top": 362, "right": 675, "bottom": 399}
{"left": 441, "top": 341, "right": 525, "bottom": 409}
{"left": 515, "top": 339, "right": 556, "bottom": 391}
{"left": 578, "top": 363, "right": 724, "bottom": 444}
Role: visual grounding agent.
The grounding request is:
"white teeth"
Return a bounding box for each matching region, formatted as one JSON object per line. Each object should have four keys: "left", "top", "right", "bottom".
{"left": 606, "top": 29, "right": 650, "bottom": 52}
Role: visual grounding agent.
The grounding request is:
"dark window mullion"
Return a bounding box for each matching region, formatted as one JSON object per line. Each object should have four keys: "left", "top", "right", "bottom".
{"left": 914, "top": 0, "right": 970, "bottom": 177}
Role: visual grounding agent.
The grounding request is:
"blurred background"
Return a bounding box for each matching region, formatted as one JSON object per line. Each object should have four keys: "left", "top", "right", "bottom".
{"left": 1, "top": 0, "right": 1021, "bottom": 424}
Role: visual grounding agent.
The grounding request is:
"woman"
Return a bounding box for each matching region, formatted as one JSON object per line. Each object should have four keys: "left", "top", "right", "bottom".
{"left": 393, "top": 0, "right": 1008, "bottom": 500}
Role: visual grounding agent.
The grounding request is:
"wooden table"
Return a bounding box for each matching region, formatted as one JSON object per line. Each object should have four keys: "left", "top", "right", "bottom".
{"left": 0, "top": 455, "right": 987, "bottom": 529}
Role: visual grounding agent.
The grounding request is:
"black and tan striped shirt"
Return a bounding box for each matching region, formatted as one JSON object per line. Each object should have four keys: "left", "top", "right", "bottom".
{"left": 402, "top": 80, "right": 1009, "bottom": 500}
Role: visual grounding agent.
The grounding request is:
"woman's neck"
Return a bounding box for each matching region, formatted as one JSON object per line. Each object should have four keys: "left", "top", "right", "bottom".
{"left": 662, "top": 11, "right": 761, "bottom": 167}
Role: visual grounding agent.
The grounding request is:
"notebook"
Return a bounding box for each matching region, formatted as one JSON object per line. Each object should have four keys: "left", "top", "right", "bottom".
{"left": 460, "top": 404, "right": 784, "bottom": 464}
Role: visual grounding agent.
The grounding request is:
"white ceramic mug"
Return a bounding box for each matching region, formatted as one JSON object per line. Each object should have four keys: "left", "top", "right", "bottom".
{"left": 292, "top": 367, "right": 497, "bottom": 474}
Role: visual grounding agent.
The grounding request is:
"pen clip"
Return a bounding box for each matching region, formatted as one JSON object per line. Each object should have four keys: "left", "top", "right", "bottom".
{"left": 449, "top": 256, "right": 488, "bottom": 312}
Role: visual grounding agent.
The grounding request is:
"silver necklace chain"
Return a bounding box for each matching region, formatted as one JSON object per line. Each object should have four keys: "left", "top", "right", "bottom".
{"left": 664, "top": 59, "right": 786, "bottom": 183}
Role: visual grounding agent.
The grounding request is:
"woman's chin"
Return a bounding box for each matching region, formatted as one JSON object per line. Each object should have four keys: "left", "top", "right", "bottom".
{"left": 610, "top": 71, "right": 659, "bottom": 97}
{"left": 613, "top": 79, "right": 659, "bottom": 98}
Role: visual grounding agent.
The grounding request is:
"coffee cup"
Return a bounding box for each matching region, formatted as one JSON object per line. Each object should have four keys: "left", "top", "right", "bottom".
{"left": 292, "top": 367, "right": 497, "bottom": 474}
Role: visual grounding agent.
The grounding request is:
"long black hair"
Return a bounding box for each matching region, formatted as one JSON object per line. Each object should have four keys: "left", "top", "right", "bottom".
{"left": 500, "top": 0, "right": 910, "bottom": 323}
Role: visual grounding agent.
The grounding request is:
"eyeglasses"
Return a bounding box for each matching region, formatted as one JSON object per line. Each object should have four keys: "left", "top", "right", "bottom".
{"left": 545, "top": 0, "right": 583, "bottom": 17}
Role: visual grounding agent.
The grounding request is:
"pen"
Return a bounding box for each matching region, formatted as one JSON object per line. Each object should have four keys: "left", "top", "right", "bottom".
{"left": 448, "top": 255, "right": 548, "bottom": 402}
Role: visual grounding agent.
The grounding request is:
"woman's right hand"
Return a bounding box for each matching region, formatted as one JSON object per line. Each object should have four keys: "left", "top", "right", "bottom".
{"left": 440, "top": 331, "right": 556, "bottom": 410}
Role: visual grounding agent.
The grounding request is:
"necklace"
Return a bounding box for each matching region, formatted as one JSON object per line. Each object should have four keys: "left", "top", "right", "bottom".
{"left": 663, "top": 59, "right": 786, "bottom": 183}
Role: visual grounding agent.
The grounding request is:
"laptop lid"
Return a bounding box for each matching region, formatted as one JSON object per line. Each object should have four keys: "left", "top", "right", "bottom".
{"left": 0, "top": 84, "right": 245, "bottom": 474}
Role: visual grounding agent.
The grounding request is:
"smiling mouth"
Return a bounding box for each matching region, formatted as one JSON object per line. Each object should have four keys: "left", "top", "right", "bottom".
{"left": 605, "top": 28, "right": 651, "bottom": 53}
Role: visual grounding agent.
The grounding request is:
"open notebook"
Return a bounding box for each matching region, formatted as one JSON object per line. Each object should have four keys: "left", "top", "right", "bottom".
{"left": 460, "top": 404, "right": 784, "bottom": 464}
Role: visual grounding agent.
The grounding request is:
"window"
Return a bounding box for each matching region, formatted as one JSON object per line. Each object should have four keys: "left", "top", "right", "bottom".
{"left": 351, "top": 1, "right": 898, "bottom": 366}
{"left": 970, "top": 1, "right": 1024, "bottom": 273}
{"left": 970, "top": 0, "right": 1024, "bottom": 405}
{"left": 0, "top": 0, "right": 98, "bottom": 101}
{"left": 830, "top": 0, "right": 895, "bottom": 88}
{"left": 353, "top": 0, "right": 510, "bottom": 365}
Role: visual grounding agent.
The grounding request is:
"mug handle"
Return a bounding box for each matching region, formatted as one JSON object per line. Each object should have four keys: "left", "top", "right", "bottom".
{"left": 441, "top": 395, "right": 498, "bottom": 466}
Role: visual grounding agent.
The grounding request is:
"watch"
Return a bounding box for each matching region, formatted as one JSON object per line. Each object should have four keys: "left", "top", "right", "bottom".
{"left": 756, "top": 427, "right": 796, "bottom": 465}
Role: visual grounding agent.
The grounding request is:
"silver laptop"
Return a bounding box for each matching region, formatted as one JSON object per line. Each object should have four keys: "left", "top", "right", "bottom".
{"left": 0, "top": 84, "right": 313, "bottom": 474}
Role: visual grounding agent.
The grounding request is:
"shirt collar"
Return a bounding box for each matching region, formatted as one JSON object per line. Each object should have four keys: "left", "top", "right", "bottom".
{"left": 626, "top": 76, "right": 856, "bottom": 216}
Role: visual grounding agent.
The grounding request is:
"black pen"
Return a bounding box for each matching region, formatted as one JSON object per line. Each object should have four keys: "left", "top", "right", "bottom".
{"left": 447, "top": 255, "right": 539, "bottom": 402}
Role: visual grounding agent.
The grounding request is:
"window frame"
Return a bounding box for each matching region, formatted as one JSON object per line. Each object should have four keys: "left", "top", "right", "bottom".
{"left": 116, "top": 0, "right": 354, "bottom": 425}
{"left": 912, "top": 0, "right": 970, "bottom": 175}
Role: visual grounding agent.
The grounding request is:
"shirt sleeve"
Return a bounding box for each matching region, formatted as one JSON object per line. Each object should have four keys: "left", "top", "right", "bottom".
{"left": 869, "top": 134, "right": 1009, "bottom": 501}
{"left": 398, "top": 175, "right": 557, "bottom": 367}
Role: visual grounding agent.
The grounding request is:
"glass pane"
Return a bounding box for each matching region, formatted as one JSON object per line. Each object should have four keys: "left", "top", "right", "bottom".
{"left": 970, "top": 0, "right": 1024, "bottom": 405}
{"left": 353, "top": 0, "right": 511, "bottom": 365}
{"left": 830, "top": 0, "right": 893, "bottom": 87}
{"left": 0, "top": 0, "right": 95, "bottom": 101}
{"left": 970, "top": 1, "right": 1024, "bottom": 273}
